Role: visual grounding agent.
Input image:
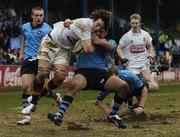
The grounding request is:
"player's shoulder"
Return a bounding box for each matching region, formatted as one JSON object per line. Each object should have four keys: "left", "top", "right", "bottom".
{"left": 140, "top": 29, "right": 150, "bottom": 35}
{"left": 121, "top": 30, "right": 131, "bottom": 39}
{"left": 74, "top": 18, "right": 91, "bottom": 24}
{"left": 22, "top": 22, "right": 31, "bottom": 28}
{"left": 42, "top": 22, "right": 52, "bottom": 30}
{"left": 43, "top": 22, "right": 51, "bottom": 27}
{"left": 73, "top": 18, "right": 91, "bottom": 31}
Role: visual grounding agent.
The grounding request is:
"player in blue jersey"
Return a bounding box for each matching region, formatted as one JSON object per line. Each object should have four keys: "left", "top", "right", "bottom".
{"left": 17, "top": 7, "right": 61, "bottom": 125}
{"left": 96, "top": 69, "right": 148, "bottom": 128}
{"left": 47, "top": 27, "right": 129, "bottom": 126}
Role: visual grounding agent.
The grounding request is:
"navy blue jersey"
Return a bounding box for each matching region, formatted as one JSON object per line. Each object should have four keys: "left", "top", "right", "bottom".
{"left": 97, "top": 70, "right": 145, "bottom": 100}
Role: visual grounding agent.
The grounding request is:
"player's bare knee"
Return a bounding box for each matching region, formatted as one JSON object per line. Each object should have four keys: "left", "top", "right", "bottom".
{"left": 154, "top": 83, "right": 159, "bottom": 91}
{"left": 105, "top": 75, "right": 128, "bottom": 92}
{"left": 65, "top": 74, "right": 86, "bottom": 96}
{"left": 22, "top": 84, "right": 33, "bottom": 93}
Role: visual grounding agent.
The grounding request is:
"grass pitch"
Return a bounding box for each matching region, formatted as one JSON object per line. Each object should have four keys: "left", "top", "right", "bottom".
{"left": 0, "top": 84, "right": 180, "bottom": 137}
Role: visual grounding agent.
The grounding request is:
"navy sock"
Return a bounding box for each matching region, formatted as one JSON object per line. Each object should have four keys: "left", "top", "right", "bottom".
{"left": 44, "top": 91, "right": 58, "bottom": 100}
{"left": 41, "top": 80, "right": 58, "bottom": 96}
{"left": 31, "top": 95, "right": 39, "bottom": 105}
{"left": 110, "top": 93, "right": 124, "bottom": 116}
{"left": 57, "top": 95, "right": 73, "bottom": 118}
{"left": 34, "top": 81, "right": 44, "bottom": 94}
{"left": 48, "top": 79, "right": 58, "bottom": 91}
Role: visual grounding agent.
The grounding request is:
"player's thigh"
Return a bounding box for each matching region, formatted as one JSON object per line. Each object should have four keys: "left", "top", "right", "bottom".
{"left": 140, "top": 68, "right": 151, "bottom": 81}
{"left": 21, "top": 74, "right": 36, "bottom": 92}
{"left": 53, "top": 49, "right": 71, "bottom": 81}
{"left": 37, "top": 60, "right": 52, "bottom": 81}
{"left": 38, "top": 59, "right": 52, "bottom": 69}
{"left": 38, "top": 35, "right": 58, "bottom": 69}
{"left": 53, "top": 64, "right": 69, "bottom": 82}
{"left": 104, "top": 75, "right": 128, "bottom": 92}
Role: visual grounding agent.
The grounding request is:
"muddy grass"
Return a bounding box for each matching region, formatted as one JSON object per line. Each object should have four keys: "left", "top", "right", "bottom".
{"left": 0, "top": 84, "right": 180, "bottom": 137}
{"left": 0, "top": 107, "right": 180, "bottom": 137}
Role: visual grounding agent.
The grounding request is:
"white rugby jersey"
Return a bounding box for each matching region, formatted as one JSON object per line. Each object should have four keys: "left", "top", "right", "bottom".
{"left": 119, "top": 29, "right": 152, "bottom": 68}
{"left": 50, "top": 18, "right": 92, "bottom": 50}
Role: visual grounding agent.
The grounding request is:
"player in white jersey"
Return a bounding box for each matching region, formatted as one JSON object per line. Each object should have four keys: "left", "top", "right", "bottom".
{"left": 117, "top": 13, "right": 159, "bottom": 93}
{"left": 22, "top": 9, "right": 112, "bottom": 115}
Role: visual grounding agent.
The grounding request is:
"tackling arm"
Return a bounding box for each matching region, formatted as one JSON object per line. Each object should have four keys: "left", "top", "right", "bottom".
{"left": 146, "top": 42, "right": 154, "bottom": 58}
{"left": 117, "top": 44, "right": 126, "bottom": 59}
{"left": 95, "top": 91, "right": 111, "bottom": 115}
{"left": 81, "top": 39, "right": 95, "bottom": 53}
{"left": 133, "top": 86, "right": 148, "bottom": 114}
{"left": 91, "top": 34, "right": 113, "bottom": 51}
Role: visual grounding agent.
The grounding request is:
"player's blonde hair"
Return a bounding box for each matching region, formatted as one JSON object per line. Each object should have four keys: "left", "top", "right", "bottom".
{"left": 130, "top": 13, "right": 141, "bottom": 22}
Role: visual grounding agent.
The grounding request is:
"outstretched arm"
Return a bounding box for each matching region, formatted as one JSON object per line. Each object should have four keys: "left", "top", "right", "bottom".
{"left": 95, "top": 91, "right": 111, "bottom": 115}
{"left": 133, "top": 86, "right": 148, "bottom": 114}
{"left": 96, "top": 100, "right": 111, "bottom": 115}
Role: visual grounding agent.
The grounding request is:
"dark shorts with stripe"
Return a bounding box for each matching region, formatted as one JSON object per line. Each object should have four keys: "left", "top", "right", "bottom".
{"left": 75, "top": 68, "right": 111, "bottom": 91}
{"left": 20, "top": 58, "right": 38, "bottom": 75}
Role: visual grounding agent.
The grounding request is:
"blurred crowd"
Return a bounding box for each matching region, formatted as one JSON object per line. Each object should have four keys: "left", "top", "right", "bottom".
{"left": 0, "top": 2, "right": 180, "bottom": 69}
{"left": 0, "top": 2, "right": 22, "bottom": 65}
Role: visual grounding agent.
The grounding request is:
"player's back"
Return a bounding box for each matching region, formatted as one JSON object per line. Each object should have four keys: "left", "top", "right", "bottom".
{"left": 50, "top": 18, "right": 92, "bottom": 50}
{"left": 118, "top": 70, "right": 144, "bottom": 93}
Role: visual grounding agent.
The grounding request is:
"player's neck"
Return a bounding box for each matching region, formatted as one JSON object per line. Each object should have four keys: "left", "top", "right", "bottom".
{"left": 132, "top": 28, "right": 141, "bottom": 33}
{"left": 31, "top": 22, "right": 43, "bottom": 29}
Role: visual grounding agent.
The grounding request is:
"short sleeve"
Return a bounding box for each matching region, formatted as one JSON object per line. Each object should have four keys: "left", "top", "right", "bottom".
{"left": 72, "top": 18, "right": 92, "bottom": 41}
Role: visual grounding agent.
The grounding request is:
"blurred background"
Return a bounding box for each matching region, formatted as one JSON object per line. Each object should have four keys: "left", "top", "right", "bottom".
{"left": 0, "top": 0, "right": 179, "bottom": 68}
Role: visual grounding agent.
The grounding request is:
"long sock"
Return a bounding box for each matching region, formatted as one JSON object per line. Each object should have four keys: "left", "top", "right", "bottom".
{"left": 31, "top": 95, "right": 39, "bottom": 105}
{"left": 42, "top": 79, "right": 59, "bottom": 96}
{"left": 22, "top": 93, "right": 31, "bottom": 108}
{"left": 57, "top": 95, "right": 73, "bottom": 118}
{"left": 110, "top": 93, "right": 124, "bottom": 116}
{"left": 34, "top": 80, "right": 44, "bottom": 94}
{"left": 44, "top": 91, "right": 58, "bottom": 100}
{"left": 48, "top": 79, "right": 59, "bottom": 90}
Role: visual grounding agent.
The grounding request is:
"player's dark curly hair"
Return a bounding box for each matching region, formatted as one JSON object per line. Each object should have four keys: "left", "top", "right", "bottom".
{"left": 90, "top": 9, "right": 112, "bottom": 31}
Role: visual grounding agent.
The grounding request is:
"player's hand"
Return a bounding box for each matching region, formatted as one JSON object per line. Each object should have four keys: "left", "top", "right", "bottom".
{"left": 64, "top": 19, "right": 73, "bottom": 29}
{"left": 91, "top": 34, "right": 102, "bottom": 45}
{"left": 133, "top": 106, "right": 144, "bottom": 114}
